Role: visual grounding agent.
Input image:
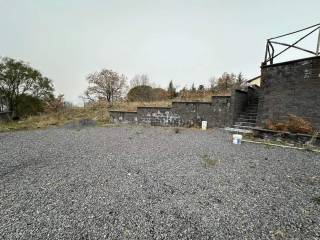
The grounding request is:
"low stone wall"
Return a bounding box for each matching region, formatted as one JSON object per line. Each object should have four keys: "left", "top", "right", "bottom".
{"left": 137, "top": 107, "right": 182, "bottom": 126}
{"left": 172, "top": 101, "right": 211, "bottom": 127}
{"left": 0, "top": 112, "right": 11, "bottom": 121}
{"left": 109, "top": 111, "right": 138, "bottom": 124}
{"left": 109, "top": 96, "right": 233, "bottom": 128}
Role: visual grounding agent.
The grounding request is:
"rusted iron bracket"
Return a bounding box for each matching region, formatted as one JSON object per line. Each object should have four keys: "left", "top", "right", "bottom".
{"left": 263, "top": 23, "right": 320, "bottom": 65}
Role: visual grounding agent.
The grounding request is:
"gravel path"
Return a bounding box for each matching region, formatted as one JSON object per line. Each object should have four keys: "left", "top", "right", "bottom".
{"left": 0, "top": 126, "right": 319, "bottom": 239}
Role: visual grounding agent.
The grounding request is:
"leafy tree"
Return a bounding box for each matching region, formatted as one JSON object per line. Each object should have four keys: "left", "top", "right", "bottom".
{"left": 167, "top": 80, "right": 177, "bottom": 99}
{"left": 16, "top": 94, "right": 44, "bottom": 117}
{"left": 84, "top": 69, "right": 127, "bottom": 103}
{"left": 0, "top": 57, "right": 54, "bottom": 117}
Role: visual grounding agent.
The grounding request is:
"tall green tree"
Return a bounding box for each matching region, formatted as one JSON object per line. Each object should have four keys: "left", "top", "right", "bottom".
{"left": 167, "top": 80, "right": 177, "bottom": 99}
{"left": 0, "top": 57, "right": 54, "bottom": 117}
{"left": 191, "top": 83, "right": 196, "bottom": 92}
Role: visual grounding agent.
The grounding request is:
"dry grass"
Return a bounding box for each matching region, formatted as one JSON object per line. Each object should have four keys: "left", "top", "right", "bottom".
{"left": 108, "top": 90, "right": 231, "bottom": 112}
{"left": 0, "top": 91, "right": 223, "bottom": 132}
{"left": 0, "top": 103, "right": 109, "bottom": 132}
{"left": 266, "top": 115, "right": 314, "bottom": 134}
{"left": 175, "top": 90, "right": 231, "bottom": 102}
{"left": 109, "top": 92, "right": 230, "bottom": 112}
{"left": 109, "top": 100, "right": 172, "bottom": 112}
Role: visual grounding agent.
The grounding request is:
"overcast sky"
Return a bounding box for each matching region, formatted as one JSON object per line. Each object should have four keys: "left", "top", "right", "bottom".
{"left": 1, "top": 0, "right": 319, "bottom": 103}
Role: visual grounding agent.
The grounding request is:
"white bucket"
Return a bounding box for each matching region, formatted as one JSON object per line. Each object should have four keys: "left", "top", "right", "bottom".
{"left": 201, "top": 121, "right": 207, "bottom": 130}
{"left": 233, "top": 134, "right": 242, "bottom": 144}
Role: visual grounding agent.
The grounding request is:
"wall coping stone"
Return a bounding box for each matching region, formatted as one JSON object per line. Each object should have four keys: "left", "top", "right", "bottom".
{"left": 109, "top": 110, "right": 137, "bottom": 113}
{"left": 261, "top": 56, "right": 320, "bottom": 69}
{"left": 137, "top": 106, "right": 171, "bottom": 109}
{"left": 212, "top": 96, "right": 231, "bottom": 98}
{"left": 235, "top": 89, "right": 248, "bottom": 94}
{"left": 172, "top": 101, "right": 211, "bottom": 104}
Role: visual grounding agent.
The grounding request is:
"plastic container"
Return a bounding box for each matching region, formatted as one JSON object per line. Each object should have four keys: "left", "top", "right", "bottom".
{"left": 233, "top": 134, "right": 243, "bottom": 144}
{"left": 201, "top": 121, "right": 207, "bottom": 130}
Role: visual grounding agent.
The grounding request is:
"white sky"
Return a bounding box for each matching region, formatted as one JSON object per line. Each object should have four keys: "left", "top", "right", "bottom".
{"left": 1, "top": 0, "right": 319, "bottom": 104}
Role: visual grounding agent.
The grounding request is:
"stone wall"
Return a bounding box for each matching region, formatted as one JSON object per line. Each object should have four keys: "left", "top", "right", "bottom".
{"left": 109, "top": 111, "right": 138, "bottom": 124}
{"left": 172, "top": 102, "right": 210, "bottom": 127}
{"left": 257, "top": 56, "right": 320, "bottom": 129}
{"left": 137, "top": 107, "right": 182, "bottom": 126}
{"left": 230, "top": 90, "right": 248, "bottom": 123}
{"left": 207, "top": 97, "right": 232, "bottom": 127}
{"left": 109, "top": 96, "right": 233, "bottom": 128}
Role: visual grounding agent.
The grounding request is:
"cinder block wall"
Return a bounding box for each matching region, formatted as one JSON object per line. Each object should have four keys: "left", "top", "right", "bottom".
{"left": 257, "top": 56, "right": 320, "bottom": 129}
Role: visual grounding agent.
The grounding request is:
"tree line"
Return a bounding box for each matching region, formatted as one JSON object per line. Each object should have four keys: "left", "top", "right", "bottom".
{"left": 81, "top": 69, "right": 246, "bottom": 103}
{"left": 0, "top": 57, "right": 54, "bottom": 118}
{"left": 0, "top": 56, "right": 247, "bottom": 119}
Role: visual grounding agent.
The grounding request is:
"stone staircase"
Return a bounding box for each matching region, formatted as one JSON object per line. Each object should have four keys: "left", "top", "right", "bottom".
{"left": 234, "top": 98, "right": 259, "bottom": 129}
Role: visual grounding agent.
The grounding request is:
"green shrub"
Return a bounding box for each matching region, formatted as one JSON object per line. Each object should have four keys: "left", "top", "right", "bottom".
{"left": 16, "top": 94, "right": 44, "bottom": 117}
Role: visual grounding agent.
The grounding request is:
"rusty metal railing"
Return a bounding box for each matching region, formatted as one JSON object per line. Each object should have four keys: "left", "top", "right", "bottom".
{"left": 263, "top": 23, "right": 320, "bottom": 65}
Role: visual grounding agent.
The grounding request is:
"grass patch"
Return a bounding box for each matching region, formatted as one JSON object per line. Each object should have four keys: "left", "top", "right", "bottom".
{"left": 311, "top": 196, "right": 320, "bottom": 205}
{"left": 0, "top": 104, "right": 110, "bottom": 132}
{"left": 201, "top": 154, "right": 219, "bottom": 168}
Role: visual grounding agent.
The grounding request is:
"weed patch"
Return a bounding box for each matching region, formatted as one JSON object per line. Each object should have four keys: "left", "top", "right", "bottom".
{"left": 311, "top": 196, "right": 320, "bottom": 205}
{"left": 201, "top": 154, "right": 219, "bottom": 168}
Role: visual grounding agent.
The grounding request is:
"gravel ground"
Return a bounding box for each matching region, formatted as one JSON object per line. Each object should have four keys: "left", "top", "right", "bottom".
{"left": 0, "top": 126, "right": 319, "bottom": 239}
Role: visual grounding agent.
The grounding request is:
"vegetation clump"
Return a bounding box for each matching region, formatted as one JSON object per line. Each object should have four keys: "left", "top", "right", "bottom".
{"left": 0, "top": 57, "right": 55, "bottom": 118}
{"left": 266, "top": 115, "right": 314, "bottom": 134}
{"left": 312, "top": 196, "right": 320, "bottom": 205}
{"left": 201, "top": 154, "right": 219, "bottom": 168}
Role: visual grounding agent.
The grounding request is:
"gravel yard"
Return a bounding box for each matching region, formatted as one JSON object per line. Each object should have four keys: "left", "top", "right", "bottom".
{"left": 0, "top": 126, "right": 319, "bottom": 239}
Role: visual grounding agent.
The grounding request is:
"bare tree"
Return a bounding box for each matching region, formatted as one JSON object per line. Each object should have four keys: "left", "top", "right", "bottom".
{"left": 84, "top": 69, "right": 127, "bottom": 103}
{"left": 130, "top": 74, "right": 150, "bottom": 87}
{"left": 235, "top": 72, "right": 246, "bottom": 88}
{"left": 208, "top": 76, "right": 217, "bottom": 91}
{"left": 216, "top": 72, "right": 236, "bottom": 91}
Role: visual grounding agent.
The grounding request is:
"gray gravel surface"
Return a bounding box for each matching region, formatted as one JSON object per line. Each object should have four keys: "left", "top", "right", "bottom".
{"left": 0, "top": 126, "right": 319, "bottom": 239}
